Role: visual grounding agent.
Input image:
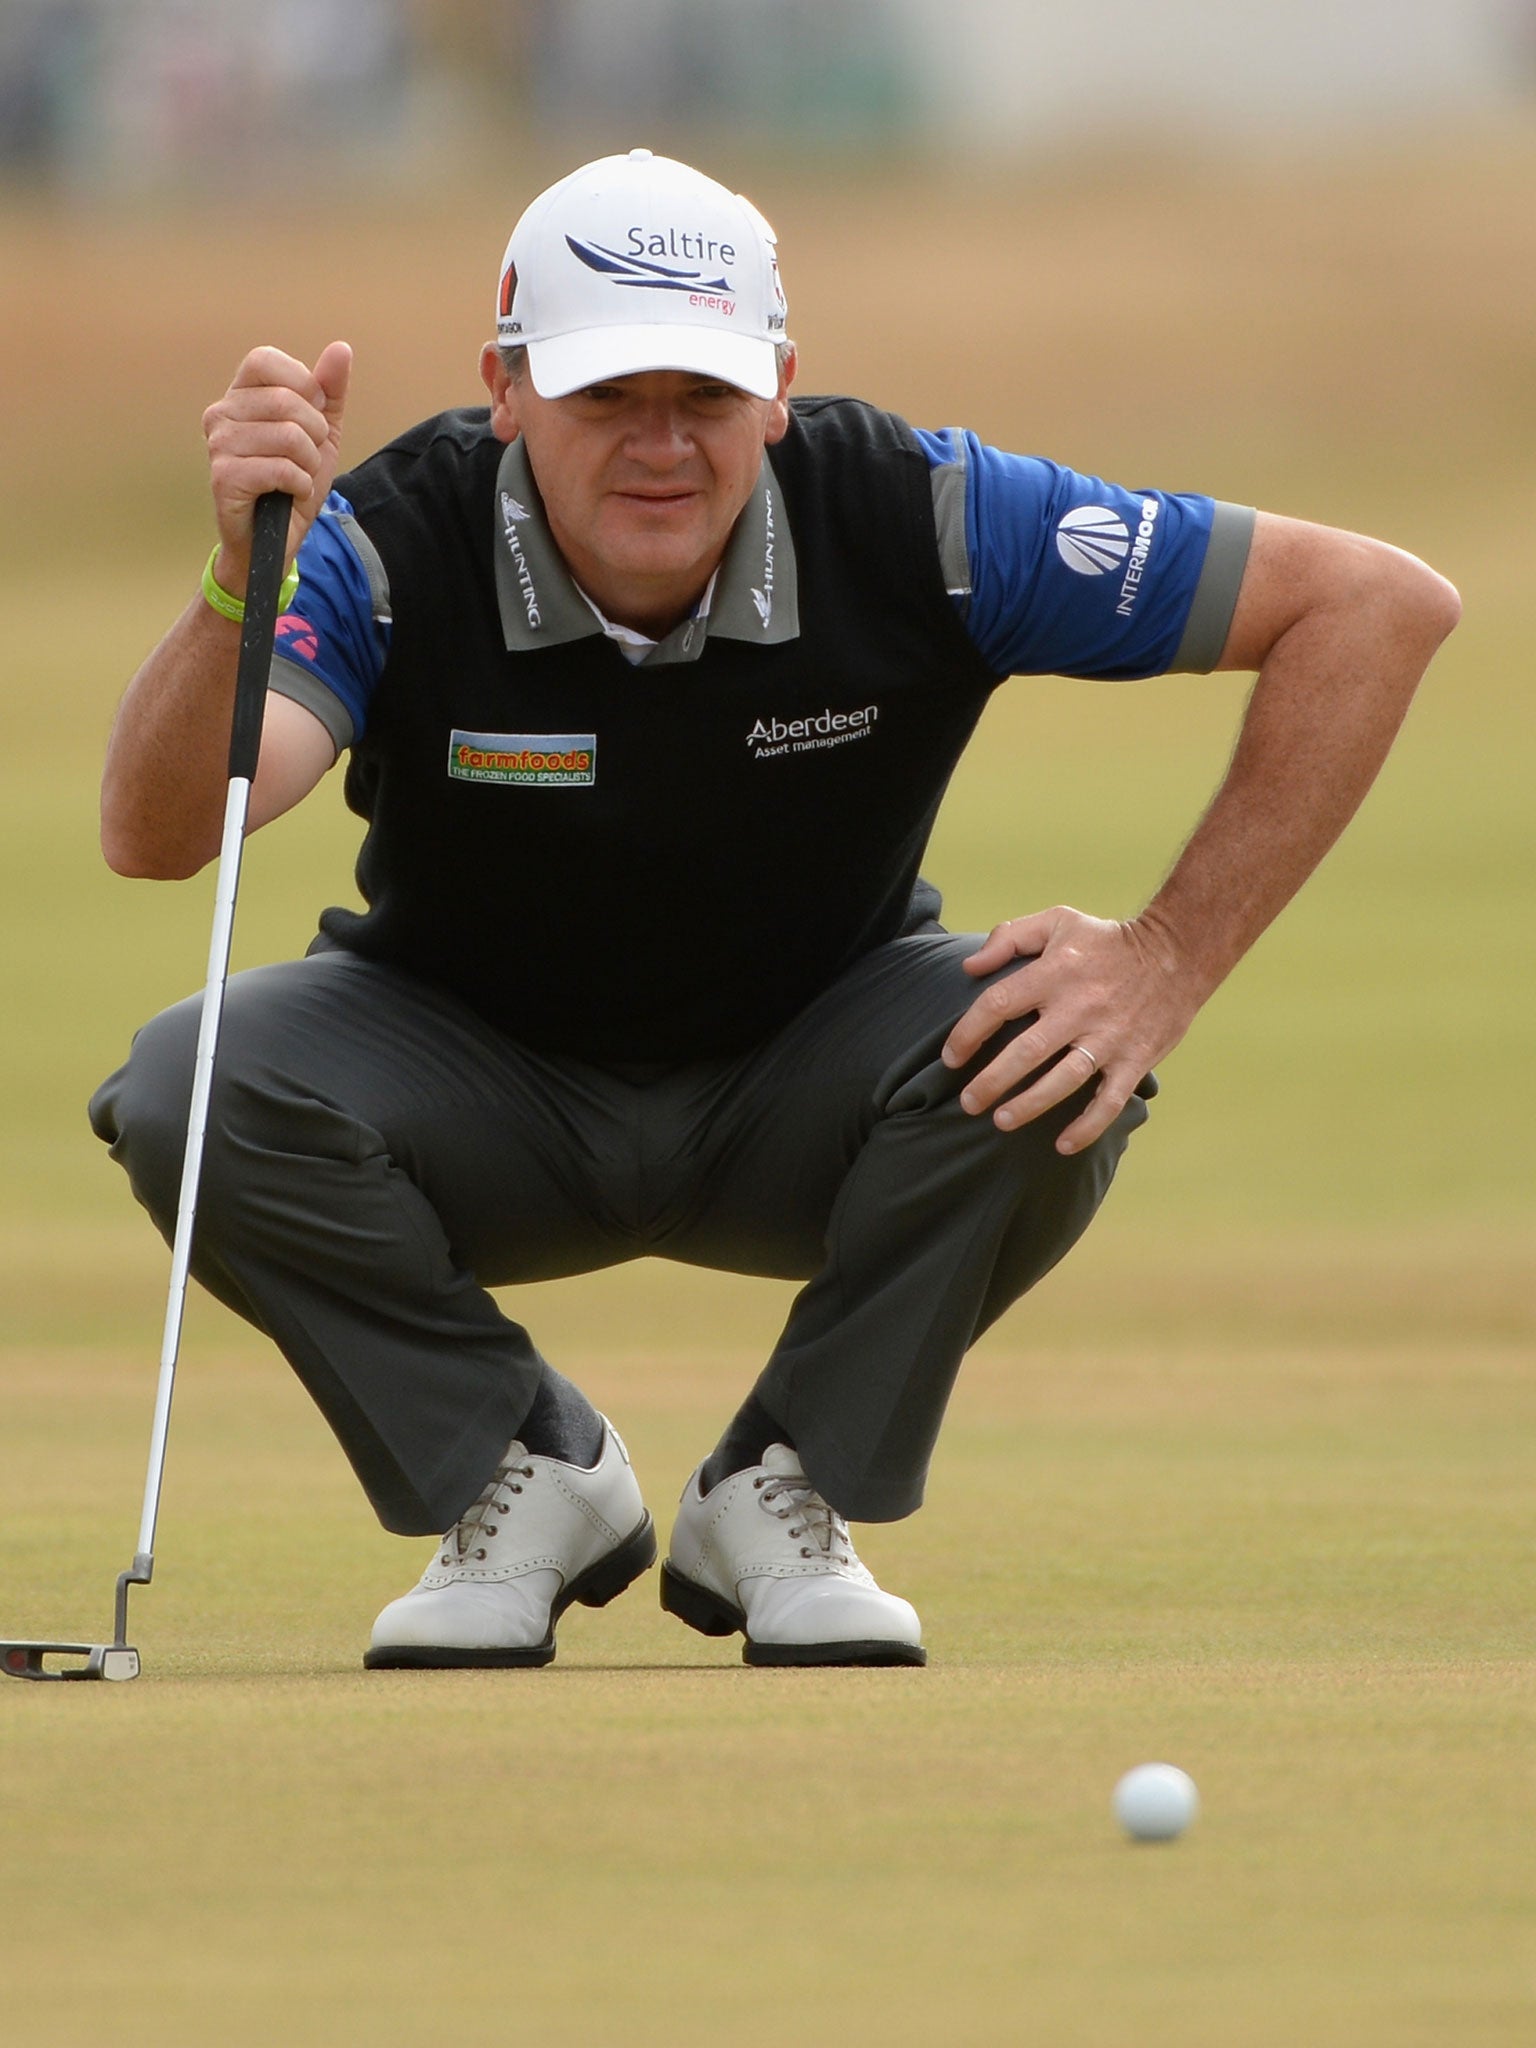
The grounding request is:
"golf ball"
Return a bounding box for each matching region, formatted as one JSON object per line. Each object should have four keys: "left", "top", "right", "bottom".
{"left": 1112, "top": 1762, "right": 1199, "bottom": 1841}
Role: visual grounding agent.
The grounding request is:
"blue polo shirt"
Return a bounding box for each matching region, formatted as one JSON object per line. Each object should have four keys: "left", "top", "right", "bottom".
{"left": 271, "top": 417, "right": 1252, "bottom": 751}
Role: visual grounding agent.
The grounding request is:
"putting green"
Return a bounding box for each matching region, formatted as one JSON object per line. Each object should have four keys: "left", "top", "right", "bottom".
{"left": 1, "top": 127, "right": 1532, "bottom": 2045}
{"left": 2, "top": 1324, "right": 1531, "bottom": 2046}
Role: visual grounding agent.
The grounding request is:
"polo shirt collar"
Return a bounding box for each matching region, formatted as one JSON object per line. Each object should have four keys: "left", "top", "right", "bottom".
{"left": 492, "top": 436, "right": 799, "bottom": 667}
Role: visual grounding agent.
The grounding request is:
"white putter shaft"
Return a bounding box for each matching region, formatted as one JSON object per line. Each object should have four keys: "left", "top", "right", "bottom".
{"left": 1, "top": 488, "right": 288, "bottom": 1683}
{"left": 137, "top": 770, "right": 255, "bottom": 1564}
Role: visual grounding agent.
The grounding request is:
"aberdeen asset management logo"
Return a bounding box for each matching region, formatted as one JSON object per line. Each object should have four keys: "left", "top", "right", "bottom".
{"left": 1055, "top": 506, "right": 1132, "bottom": 576}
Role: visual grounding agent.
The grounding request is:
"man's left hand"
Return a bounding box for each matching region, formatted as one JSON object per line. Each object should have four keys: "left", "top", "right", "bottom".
{"left": 940, "top": 906, "right": 1202, "bottom": 1155}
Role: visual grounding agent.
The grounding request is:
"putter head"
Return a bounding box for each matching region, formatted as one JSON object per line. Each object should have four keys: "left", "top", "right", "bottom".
{"left": 1, "top": 1640, "right": 140, "bottom": 1682}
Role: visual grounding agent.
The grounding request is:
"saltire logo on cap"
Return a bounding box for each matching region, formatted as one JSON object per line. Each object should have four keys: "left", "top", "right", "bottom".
{"left": 1055, "top": 506, "right": 1132, "bottom": 576}
{"left": 566, "top": 235, "right": 730, "bottom": 294}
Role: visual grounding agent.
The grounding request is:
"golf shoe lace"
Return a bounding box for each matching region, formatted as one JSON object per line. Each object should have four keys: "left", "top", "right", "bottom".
{"left": 441, "top": 1451, "right": 536, "bottom": 1566}
{"left": 754, "top": 1470, "right": 854, "bottom": 1566}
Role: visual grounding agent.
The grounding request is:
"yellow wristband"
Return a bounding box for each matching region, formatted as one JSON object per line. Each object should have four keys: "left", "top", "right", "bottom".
{"left": 202, "top": 545, "right": 300, "bottom": 623}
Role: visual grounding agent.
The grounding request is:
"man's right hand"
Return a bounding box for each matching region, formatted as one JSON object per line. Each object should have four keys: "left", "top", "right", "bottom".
{"left": 201, "top": 341, "right": 352, "bottom": 597}
{"left": 99, "top": 341, "right": 352, "bottom": 880}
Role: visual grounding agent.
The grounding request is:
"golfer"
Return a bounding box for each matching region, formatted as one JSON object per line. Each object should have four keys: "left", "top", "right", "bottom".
{"left": 92, "top": 150, "right": 1459, "bottom": 1670}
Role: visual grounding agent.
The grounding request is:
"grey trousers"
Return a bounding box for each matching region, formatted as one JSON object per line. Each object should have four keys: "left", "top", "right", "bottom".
{"left": 89, "top": 935, "right": 1151, "bottom": 1536}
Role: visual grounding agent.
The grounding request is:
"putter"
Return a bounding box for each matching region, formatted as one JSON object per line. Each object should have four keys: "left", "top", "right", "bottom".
{"left": 2, "top": 491, "right": 292, "bottom": 1683}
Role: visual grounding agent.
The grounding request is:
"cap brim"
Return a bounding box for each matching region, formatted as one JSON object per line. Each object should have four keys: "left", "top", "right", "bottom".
{"left": 524, "top": 324, "right": 780, "bottom": 401}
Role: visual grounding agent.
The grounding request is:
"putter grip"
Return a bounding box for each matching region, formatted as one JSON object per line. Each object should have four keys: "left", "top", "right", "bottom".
{"left": 228, "top": 491, "right": 293, "bottom": 783}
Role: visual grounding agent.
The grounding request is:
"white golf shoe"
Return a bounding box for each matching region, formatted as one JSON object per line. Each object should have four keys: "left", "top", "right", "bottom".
{"left": 365, "top": 1420, "right": 655, "bottom": 1669}
{"left": 661, "top": 1443, "right": 926, "bottom": 1667}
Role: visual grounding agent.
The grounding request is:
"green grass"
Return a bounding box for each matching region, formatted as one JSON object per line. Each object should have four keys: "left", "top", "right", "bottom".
{"left": 2, "top": 1341, "right": 1532, "bottom": 2045}
{"left": 2, "top": 129, "right": 1534, "bottom": 2045}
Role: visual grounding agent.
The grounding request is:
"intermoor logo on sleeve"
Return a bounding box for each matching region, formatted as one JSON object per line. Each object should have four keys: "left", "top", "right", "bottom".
{"left": 447, "top": 731, "right": 596, "bottom": 787}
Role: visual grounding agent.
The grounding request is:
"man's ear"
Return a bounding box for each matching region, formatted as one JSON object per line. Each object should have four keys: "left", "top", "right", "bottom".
{"left": 481, "top": 343, "right": 521, "bottom": 444}
{"left": 763, "top": 346, "right": 797, "bottom": 446}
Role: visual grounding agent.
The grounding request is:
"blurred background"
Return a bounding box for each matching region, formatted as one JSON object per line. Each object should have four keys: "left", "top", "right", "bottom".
{"left": 2, "top": 0, "right": 1535, "bottom": 187}
{"left": 2, "top": 0, "right": 1531, "bottom": 1342}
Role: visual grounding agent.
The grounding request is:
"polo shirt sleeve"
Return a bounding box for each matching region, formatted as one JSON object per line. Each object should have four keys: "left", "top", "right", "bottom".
{"left": 268, "top": 492, "right": 392, "bottom": 751}
{"left": 914, "top": 427, "right": 1254, "bottom": 681}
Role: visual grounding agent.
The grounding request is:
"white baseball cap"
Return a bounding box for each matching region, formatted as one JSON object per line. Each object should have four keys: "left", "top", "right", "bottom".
{"left": 495, "top": 148, "right": 790, "bottom": 400}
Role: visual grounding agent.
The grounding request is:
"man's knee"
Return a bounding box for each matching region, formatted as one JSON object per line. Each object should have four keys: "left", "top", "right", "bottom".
{"left": 89, "top": 998, "right": 203, "bottom": 1226}
{"left": 876, "top": 1010, "right": 1153, "bottom": 1228}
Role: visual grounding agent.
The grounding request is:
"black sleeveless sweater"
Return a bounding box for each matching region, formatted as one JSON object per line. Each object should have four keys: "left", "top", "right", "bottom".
{"left": 315, "top": 396, "right": 1002, "bottom": 1062}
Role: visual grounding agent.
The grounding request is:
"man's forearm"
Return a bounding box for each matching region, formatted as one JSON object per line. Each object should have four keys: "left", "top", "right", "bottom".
{"left": 1133, "top": 543, "right": 1461, "bottom": 1002}
{"left": 102, "top": 341, "right": 352, "bottom": 881}
{"left": 101, "top": 595, "right": 249, "bottom": 880}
